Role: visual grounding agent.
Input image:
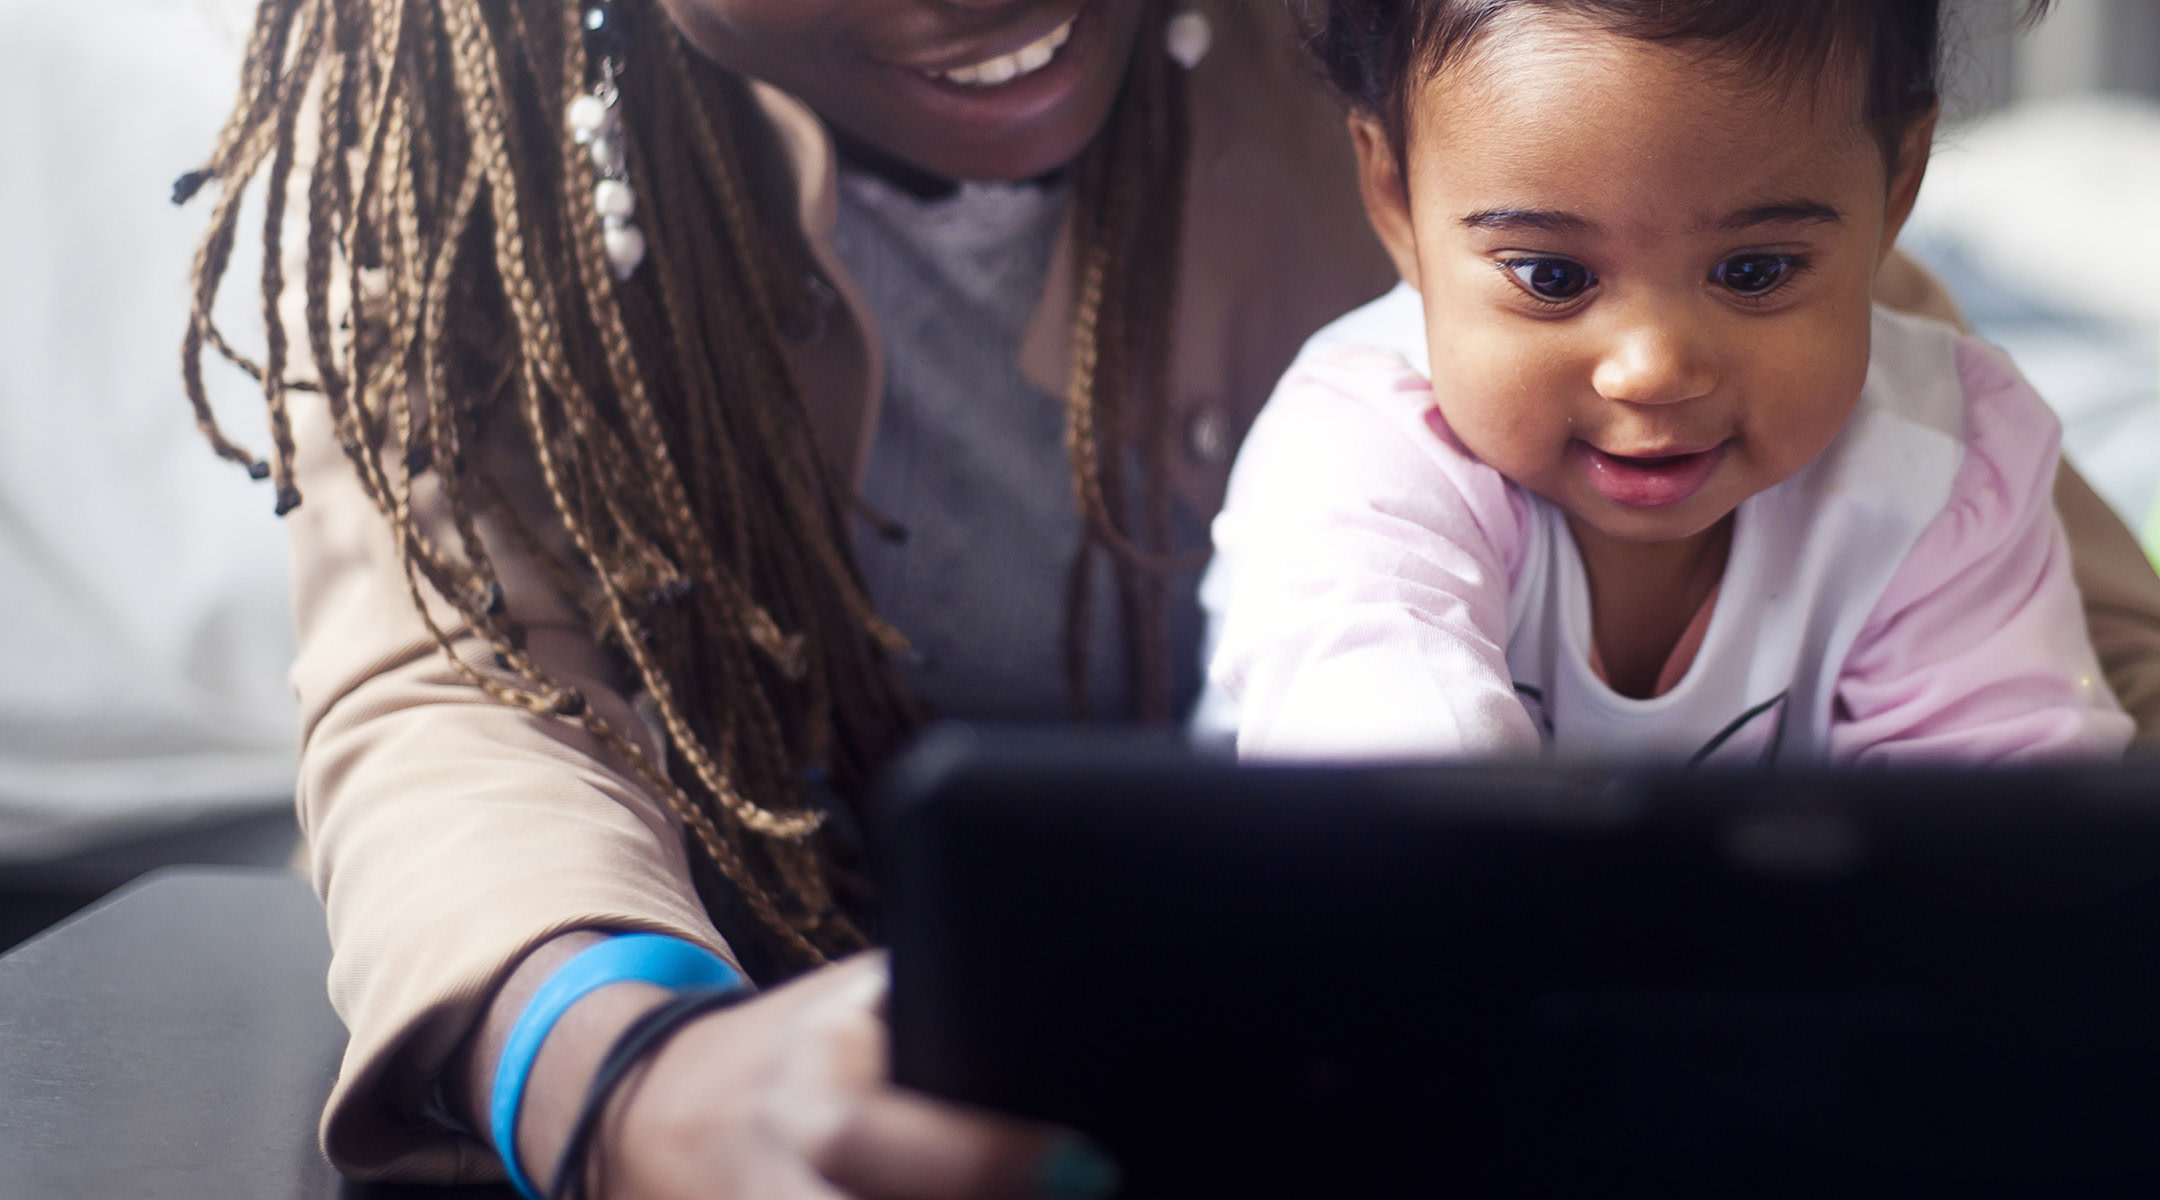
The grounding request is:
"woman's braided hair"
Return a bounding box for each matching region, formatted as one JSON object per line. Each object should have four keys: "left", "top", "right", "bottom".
{"left": 179, "top": 0, "right": 1190, "bottom": 967}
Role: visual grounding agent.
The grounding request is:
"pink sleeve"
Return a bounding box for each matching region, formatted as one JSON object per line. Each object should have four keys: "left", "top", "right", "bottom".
{"left": 1206, "top": 348, "right": 1541, "bottom": 760}
{"left": 1828, "top": 339, "right": 2133, "bottom": 764}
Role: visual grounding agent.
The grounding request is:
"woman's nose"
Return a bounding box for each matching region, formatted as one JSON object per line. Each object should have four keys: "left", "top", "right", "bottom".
{"left": 1590, "top": 319, "right": 1717, "bottom": 407}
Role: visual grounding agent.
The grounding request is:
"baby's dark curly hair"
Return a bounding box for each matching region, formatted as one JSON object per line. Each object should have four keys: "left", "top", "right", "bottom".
{"left": 1312, "top": 0, "right": 2054, "bottom": 171}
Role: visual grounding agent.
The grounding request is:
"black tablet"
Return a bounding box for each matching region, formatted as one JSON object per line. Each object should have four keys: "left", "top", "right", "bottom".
{"left": 875, "top": 725, "right": 2160, "bottom": 1194}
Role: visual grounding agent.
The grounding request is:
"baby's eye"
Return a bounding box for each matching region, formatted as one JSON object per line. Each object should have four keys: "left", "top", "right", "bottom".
{"left": 1712, "top": 253, "right": 1796, "bottom": 296}
{"left": 1504, "top": 258, "right": 1597, "bottom": 302}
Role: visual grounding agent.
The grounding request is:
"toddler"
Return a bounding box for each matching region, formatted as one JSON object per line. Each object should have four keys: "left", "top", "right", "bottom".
{"left": 1202, "top": 0, "right": 2132, "bottom": 764}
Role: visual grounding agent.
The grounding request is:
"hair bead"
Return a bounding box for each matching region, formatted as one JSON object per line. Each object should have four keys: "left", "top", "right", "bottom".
{"left": 170, "top": 169, "right": 215, "bottom": 206}
{"left": 574, "top": 3, "right": 646, "bottom": 280}
{"left": 593, "top": 178, "right": 636, "bottom": 221}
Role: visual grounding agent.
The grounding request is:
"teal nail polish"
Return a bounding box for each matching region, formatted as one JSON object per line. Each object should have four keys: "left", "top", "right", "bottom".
{"left": 1039, "top": 1136, "right": 1121, "bottom": 1200}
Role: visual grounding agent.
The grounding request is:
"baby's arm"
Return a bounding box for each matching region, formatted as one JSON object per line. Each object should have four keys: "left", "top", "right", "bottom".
{"left": 1204, "top": 350, "right": 1541, "bottom": 760}
{"left": 1828, "top": 339, "right": 2135, "bottom": 764}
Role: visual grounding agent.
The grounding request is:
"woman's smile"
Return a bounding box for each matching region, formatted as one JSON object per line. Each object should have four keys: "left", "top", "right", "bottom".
{"left": 894, "top": 7, "right": 1079, "bottom": 83}
{"left": 660, "top": 0, "right": 1148, "bottom": 182}
{"left": 864, "top": 2, "right": 1108, "bottom": 144}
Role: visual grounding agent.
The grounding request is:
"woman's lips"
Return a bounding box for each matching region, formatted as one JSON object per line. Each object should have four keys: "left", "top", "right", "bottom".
{"left": 926, "top": 15, "right": 1076, "bottom": 84}
{"left": 870, "top": 3, "right": 1097, "bottom": 130}
{"left": 1576, "top": 441, "right": 1727, "bottom": 508}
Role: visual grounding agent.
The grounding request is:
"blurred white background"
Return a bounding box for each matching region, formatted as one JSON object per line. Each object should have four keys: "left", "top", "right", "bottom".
{"left": 0, "top": 0, "right": 295, "bottom": 884}
{"left": 1913, "top": 0, "right": 2160, "bottom": 543}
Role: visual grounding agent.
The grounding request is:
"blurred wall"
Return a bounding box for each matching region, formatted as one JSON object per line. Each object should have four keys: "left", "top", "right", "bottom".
{"left": 2019, "top": 0, "right": 2160, "bottom": 102}
{"left": 0, "top": 0, "right": 299, "bottom": 860}
{"left": 1947, "top": 0, "right": 2160, "bottom": 119}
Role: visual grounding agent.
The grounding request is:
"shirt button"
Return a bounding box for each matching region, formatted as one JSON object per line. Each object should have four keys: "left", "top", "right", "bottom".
{"left": 1186, "top": 405, "right": 1231, "bottom": 466}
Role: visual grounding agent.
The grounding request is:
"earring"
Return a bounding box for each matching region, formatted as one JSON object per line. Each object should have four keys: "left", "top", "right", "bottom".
{"left": 568, "top": 2, "right": 646, "bottom": 280}
{"left": 1166, "top": 7, "right": 1211, "bottom": 70}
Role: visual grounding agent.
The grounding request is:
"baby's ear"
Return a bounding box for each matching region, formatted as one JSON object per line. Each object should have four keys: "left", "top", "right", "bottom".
{"left": 1879, "top": 105, "right": 1939, "bottom": 265}
{"left": 1348, "top": 113, "right": 1422, "bottom": 290}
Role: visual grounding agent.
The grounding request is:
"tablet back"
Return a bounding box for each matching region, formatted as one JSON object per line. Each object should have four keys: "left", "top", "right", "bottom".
{"left": 876, "top": 727, "right": 2160, "bottom": 1194}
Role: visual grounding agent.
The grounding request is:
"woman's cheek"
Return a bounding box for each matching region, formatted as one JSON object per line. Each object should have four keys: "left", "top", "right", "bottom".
{"left": 654, "top": 0, "right": 842, "bottom": 72}
{"left": 658, "top": 0, "right": 845, "bottom": 38}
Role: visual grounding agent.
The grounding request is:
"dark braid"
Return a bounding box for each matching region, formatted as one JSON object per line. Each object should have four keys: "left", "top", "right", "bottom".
{"left": 1065, "top": 0, "right": 1198, "bottom": 721}
{"left": 179, "top": 0, "right": 1192, "bottom": 968}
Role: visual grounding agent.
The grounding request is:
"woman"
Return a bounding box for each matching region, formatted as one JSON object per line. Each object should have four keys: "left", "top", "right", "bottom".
{"left": 178, "top": 1, "right": 2160, "bottom": 1196}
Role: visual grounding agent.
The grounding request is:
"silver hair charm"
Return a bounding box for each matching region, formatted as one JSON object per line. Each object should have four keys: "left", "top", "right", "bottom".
{"left": 569, "top": 3, "right": 646, "bottom": 280}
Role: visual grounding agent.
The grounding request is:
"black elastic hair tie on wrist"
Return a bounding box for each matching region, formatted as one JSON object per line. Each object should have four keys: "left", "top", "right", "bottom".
{"left": 547, "top": 985, "right": 754, "bottom": 1200}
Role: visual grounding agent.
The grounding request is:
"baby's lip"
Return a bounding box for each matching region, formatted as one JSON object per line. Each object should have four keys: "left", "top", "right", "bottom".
{"left": 1576, "top": 440, "right": 1728, "bottom": 508}
{"left": 1591, "top": 441, "right": 1725, "bottom": 463}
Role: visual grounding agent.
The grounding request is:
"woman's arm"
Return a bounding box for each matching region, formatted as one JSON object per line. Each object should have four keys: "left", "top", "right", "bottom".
{"left": 451, "top": 944, "right": 1072, "bottom": 1200}
{"left": 284, "top": 377, "right": 726, "bottom": 1179}
{"left": 287, "top": 308, "right": 1079, "bottom": 1200}
{"left": 2054, "top": 467, "right": 2160, "bottom": 740}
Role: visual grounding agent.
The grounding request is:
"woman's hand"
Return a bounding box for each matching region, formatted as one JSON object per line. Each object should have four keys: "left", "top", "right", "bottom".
{"left": 458, "top": 933, "right": 1115, "bottom": 1200}
{"left": 562, "top": 953, "right": 1115, "bottom": 1200}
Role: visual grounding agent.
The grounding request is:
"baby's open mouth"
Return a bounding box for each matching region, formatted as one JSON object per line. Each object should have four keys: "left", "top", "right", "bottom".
{"left": 928, "top": 15, "right": 1077, "bottom": 87}
{"left": 1579, "top": 442, "right": 1727, "bottom": 509}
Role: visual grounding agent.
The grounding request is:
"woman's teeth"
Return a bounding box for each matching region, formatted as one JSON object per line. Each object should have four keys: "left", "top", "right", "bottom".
{"left": 935, "top": 17, "right": 1075, "bottom": 87}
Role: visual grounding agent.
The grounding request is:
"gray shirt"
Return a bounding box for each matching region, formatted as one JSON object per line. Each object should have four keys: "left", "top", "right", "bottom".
{"left": 835, "top": 169, "right": 1185, "bottom": 720}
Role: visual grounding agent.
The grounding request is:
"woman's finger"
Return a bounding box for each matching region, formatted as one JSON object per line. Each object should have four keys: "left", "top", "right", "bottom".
{"left": 809, "top": 1091, "right": 1116, "bottom": 1200}
{"left": 762, "top": 953, "right": 1119, "bottom": 1200}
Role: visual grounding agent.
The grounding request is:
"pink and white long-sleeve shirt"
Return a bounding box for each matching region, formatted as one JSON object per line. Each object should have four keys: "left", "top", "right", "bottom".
{"left": 1199, "top": 285, "right": 2132, "bottom": 765}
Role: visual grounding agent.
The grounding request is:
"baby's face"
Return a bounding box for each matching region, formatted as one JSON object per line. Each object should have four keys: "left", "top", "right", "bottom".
{"left": 1355, "top": 12, "right": 1929, "bottom": 553}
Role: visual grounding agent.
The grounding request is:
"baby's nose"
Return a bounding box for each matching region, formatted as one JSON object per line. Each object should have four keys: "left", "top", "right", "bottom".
{"left": 1591, "top": 321, "right": 1717, "bottom": 407}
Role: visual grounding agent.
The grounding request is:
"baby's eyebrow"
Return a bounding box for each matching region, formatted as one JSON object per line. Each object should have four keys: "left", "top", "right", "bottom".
{"left": 1718, "top": 200, "right": 1844, "bottom": 230}
{"left": 1460, "top": 208, "right": 1596, "bottom": 233}
{"left": 1461, "top": 202, "right": 1845, "bottom": 234}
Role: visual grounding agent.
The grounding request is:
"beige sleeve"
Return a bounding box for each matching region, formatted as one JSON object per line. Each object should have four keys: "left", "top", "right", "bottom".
{"left": 1874, "top": 247, "right": 1970, "bottom": 330}
{"left": 1877, "top": 250, "right": 2160, "bottom": 741}
{"left": 241, "top": 91, "right": 730, "bottom": 1182}
{"left": 285, "top": 390, "right": 732, "bottom": 1183}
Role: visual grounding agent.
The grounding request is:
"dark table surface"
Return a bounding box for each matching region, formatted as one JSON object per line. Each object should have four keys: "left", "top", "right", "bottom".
{"left": 0, "top": 865, "right": 510, "bottom": 1200}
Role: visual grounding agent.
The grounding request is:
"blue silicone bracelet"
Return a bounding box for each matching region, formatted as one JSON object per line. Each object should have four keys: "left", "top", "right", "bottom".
{"left": 489, "top": 933, "right": 743, "bottom": 1199}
